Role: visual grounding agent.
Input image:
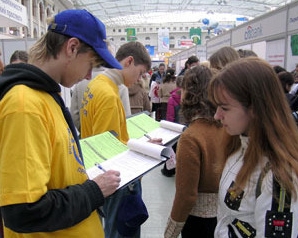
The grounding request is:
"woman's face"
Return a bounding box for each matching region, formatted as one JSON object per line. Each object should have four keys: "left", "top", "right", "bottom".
{"left": 214, "top": 89, "right": 253, "bottom": 135}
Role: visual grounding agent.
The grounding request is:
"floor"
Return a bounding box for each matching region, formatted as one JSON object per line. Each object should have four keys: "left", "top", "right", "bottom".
{"left": 141, "top": 165, "right": 181, "bottom": 238}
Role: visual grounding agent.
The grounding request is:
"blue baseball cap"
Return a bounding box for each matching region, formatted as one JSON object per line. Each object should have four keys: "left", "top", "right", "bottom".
{"left": 117, "top": 193, "right": 149, "bottom": 236}
{"left": 48, "top": 9, "right": 122, "bottom": 69}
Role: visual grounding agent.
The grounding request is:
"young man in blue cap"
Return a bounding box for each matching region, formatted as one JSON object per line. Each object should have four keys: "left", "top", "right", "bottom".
{"left": 0, "top": 9, "right": 121, "bottom": 238}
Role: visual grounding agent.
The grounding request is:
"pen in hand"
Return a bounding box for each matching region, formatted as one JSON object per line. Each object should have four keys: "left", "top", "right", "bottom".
{"left": 144, "top": 133, "right": 163, "bottom": 145}
{"left": 144, "top": 134, "right": 152, "bottom": 140}
{"left": 95, "top": 162, "right": 107, "bottom": 172}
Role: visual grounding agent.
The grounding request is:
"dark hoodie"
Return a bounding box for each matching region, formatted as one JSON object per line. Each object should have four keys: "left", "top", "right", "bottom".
{"left": 0, "top": 64, "right": 104, "bottom": 233}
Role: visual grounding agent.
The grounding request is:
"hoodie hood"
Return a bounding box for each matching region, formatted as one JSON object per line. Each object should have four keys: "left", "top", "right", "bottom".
{"left": 0, "top": 63, "right": 61, "bottom": 100}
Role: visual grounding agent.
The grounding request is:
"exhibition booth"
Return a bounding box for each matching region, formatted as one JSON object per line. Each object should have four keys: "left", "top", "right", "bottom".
{"left": 169, "top": 0, "right": 298, "bottom": 72}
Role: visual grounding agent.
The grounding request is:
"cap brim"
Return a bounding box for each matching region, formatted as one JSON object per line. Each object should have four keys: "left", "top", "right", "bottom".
{"left": 95, "top": 48, "right": 122, "bottom": 69}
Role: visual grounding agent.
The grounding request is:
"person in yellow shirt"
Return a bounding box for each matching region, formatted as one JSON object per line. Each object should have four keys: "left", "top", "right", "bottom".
{"left": 80, "top": 41, "right": 153, "bottom": 238}
{"left": 0, "top": 9, "right": 121, "bottom": 238}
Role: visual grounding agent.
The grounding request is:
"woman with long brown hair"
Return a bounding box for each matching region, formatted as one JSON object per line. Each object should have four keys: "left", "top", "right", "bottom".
{"left": 209, "top": 57, "right": 298, "bottom": 237}
{"left": 164, "top": 65, "right": 231, "bottom": 238}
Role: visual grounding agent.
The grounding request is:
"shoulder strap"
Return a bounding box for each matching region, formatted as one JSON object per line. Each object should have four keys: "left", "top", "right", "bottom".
{"left": 256, "top": 162, "right": 291, "bottom": 212}
{"left": 256, "top": 162, "right": 271, "bottom": 198}
{"left": 271, "top": 177, "right": 291, "bottom": 212}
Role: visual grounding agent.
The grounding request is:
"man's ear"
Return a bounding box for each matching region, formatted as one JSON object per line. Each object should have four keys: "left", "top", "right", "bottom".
{"left": 66, "top": 38, "right": 80, "bottom": 56}
{"left": 123, "top": 56, "right": 134, "bottom": 67}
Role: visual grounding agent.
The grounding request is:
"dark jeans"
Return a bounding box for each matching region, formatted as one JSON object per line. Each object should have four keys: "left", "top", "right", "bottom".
{"left": 182, "top": 215, "right": 217, "bottom": 238}
{"left": 151, "top": 103, "right": 161, "bottom": 121}
{"left": 151, "top": 102, "right": 160, "bottom": 112}
{"left": 160, "top": 102, "right": 168, "bottom": 120}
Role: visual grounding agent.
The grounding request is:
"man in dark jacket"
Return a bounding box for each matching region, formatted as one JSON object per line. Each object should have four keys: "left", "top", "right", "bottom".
{"left": 149, "top": 62, "right": 166, "bottom": 87}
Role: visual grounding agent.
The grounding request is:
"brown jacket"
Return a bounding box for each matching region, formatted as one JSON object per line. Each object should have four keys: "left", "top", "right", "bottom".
{"left": 128, "top": 82, "right": 151, "bottom": 114}
{"left": 158, "top": 81, "right": 176, "bottom": 103}
{"left": 170, "top": 118, "right": 231, "bottom": 221}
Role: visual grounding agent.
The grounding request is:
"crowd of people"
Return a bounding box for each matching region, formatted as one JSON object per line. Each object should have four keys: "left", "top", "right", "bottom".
{"left": 0, "top": 8, "right": 298, "bottom": 238}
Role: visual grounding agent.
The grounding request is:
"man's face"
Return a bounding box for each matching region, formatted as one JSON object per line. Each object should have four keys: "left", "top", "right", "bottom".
{"left": 122, "top": 56, "right": 147, "bottom": 87}
{"left": 159, "top": 66, "right": 165, "bottom": 75}
{"left": 61, "top": 50, "right": 98, "bottom": 87}
{"left": 125, "top": 64, "right": 147, "bottom": 87}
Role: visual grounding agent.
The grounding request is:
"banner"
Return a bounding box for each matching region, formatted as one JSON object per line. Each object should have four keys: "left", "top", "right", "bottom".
{"left": 176, "top": 39, "right": 194, "bottom": 48}
{"left": 0, "top": 0, "right": 28, "bottom": 27}
{"left": 145, "top": 45, "right": 155, "bottom": 56}
{"left": 291, "top": 34, "right": 298, "bottom": 56}
{"left": 189, "top": 27, "right": 201, "bottom": 45}
{"left": 126, "top": 28, "right": 136, "bottom": 42}
{"left": 158, "top": 29, "right": 169, "bottom": 53}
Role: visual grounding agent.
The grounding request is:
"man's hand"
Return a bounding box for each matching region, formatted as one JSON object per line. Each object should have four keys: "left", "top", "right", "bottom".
{"left": 93, "top": 170, "right": 121, "bottom": 197}
{"left": 148, "top": 137, "right": 163, "bottom": 145}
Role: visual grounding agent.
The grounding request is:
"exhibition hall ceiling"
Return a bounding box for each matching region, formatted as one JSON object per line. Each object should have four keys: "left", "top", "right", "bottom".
{"left": 72, "top": 0, "right": 295, "bottom": 27}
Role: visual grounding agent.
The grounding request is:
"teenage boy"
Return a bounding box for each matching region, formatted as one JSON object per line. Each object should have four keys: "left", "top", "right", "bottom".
{"left": 0, "top": 9, "right": 121, "bottom": 238}
{"left": 80, "top": 41, "right": 152, "bottom": 238}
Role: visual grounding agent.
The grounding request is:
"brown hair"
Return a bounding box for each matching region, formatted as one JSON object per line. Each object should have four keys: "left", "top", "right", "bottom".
{"left": 209, "top": 46, "right": 240, "bottom": 70}
{"left": 237, "top": 49, "right": 258, "bottom": 58}
{"left": 181, "top": 65, "right": 219, "bottom": 124}
{"left": 209, "top": 57, "right": 298, "bottom": 199}
{"left": 115, "top": 41, "right": 151, "bottom": 71}
{"left": 10, "top": 50, "right": 29, "bottom": 64}
{"left": 163, "top": 68, "right": 176, "bottom": 83}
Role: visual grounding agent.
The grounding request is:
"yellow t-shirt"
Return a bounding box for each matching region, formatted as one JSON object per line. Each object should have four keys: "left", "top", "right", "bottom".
{"left": 0, "top": 85, "right": 104, "bottom": 238}
{"left": 80, "top": 74, "right": 129, "bottom": 143}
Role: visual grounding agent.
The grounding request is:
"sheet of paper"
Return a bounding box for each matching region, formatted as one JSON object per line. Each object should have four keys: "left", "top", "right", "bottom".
{"left": 160, "top": 120, "right": 186, "bottom": 132}
{"left": 126, "top": 113, "right": 186, "bottom": 145}
{"left": 126, "top": 113, "right": 160, "bottom": 138}
{"left": 80, "top": 131, "right": 128, "bottom": 169}
{"left": 81, "top": 131, "right": 172, "bottom": 189}
{"left": 127, "top": 138, "right": 169, "bottom": 160}
{"left": 87, "top": 143, "right": 172, "bottom": 188}
{"left": 87, "top": 150, "right": 164, "bottom": 187}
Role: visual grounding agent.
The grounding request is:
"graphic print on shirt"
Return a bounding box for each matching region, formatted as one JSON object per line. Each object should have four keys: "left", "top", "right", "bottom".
{"left": 67, "top": 127, "right": 84, "bottom": 166}
{"left": 224, "top": 181, "right": 244, "bottom": 210}
{"left": 265, "top": 210, "right": 292, "bottom": 237}
{"left": 265, "top": 178, "right": 293, "bottom": 238}
{"left": 82, "top": 86, "right": 93, "bottom": 117}
{"left": 231, "top": 218, "right": 256, "bottom": 238}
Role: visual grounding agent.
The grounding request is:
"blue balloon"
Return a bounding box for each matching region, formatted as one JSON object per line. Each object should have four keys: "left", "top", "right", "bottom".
{"left": 202, "top": 18, "right": 209, "bottom": 25}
